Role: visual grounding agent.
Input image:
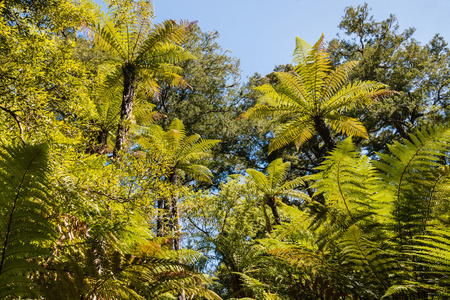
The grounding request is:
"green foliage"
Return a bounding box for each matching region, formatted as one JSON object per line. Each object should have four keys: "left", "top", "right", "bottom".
{"left": 40, "top": 241, "right": 220, "bottom": 300}
{"left": 2, "top": 1, "right": 450, "bottom": 299}
{"left": 242, "top": 34, "right": 389, "bottom": 153}
{"left": 85, "top": 0, "right": 194, "bottom": 155}
{"left": 329, "top": 3, "right": 450, "bottom": 155}
{"left": 374, "top": 125, "right": 450, "bottom": 243}
{"left": 246, "top": 158, "right": 308, "bottom": 232}
{"left": 140, "top": 118, "right": 220, "bottom": 184}
{"left": 0, "top": 143, "right": 55, "bottom": 299}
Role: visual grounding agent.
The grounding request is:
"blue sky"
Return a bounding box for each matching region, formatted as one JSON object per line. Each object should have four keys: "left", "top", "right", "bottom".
{"left": 152, "top": 0, "right": 449, "bottom": 79}
{"left": 98, "top": 0, "right": 450, "bottom": 79}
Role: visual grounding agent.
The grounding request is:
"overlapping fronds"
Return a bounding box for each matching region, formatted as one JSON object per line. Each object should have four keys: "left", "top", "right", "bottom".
{"left": 86, "top": 1, "right": 194, "bottom": 98}
{"left": 326, "top": 114, "right": 368, "bottom": 139}
{"left": 231, "top": 273, "right": 282, "bottom": 300}
{"left": 142, "top": 118, "right": 220, "bottom": 183}
{"left": 312, "top": 138, "right": 380, "bottom": 217}
{"left": 395, "top": 228, "right": 450, "bottom": 297}
{"left": 340, "top": 225, "right": 396, "bottom": 296}
{"left": 246, "top": 159, "right": 308, "bottom": 233}
{"left": 246, "top": 158, "right": 305, "bottom": 198}
{"left": 374, "top": 125, "right": 450, "bottom": 241}
{"left": 41, "top": 241, "right": 220, "bottom": 300}
{"left": 241, "top": 34, "right": 391, "bottom": 153}
{"left": 260, "top": 232, "right": 352, "bottom": 300}
{"left": 0, "top": 143, "right": 55, "bottom": 299}
{"left": 308, "top": 138, "right": 393, "bottom": 249}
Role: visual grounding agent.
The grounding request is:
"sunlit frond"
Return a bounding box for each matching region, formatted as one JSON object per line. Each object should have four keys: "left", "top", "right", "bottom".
{"left": 326, "top": 114, "right": 368, "bottom": 138}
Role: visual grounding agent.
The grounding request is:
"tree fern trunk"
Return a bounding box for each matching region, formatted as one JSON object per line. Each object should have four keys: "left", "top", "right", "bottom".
{"left": 267, "top": 196, "right": 281, "bottom": 226}
{"left": 169, "top": 171, "right": 182, "bottom": 251}
{"left": 156, "top": 199, "right": 166, "bottom": 237}
{"left": 113, "top": 62, "right": 136, "bottom": 158}
{"left": 169, "top": 171, "right": 185, "bottom": 300}
{"left": 314, "top": 116, "right": 336, "bottom": 152}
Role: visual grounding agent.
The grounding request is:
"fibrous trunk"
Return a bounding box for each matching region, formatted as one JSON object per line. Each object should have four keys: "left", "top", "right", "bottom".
{"left": 113, "top": 62, "right": 136, "bottom": 158}
{"left": 267, "top": 196, "right": 281, "bottom": 226}
{"left": 169, "top": 171, "right": 185, "bottom": 300}
{"left": 169, "top": 171, "right": 182, "bottom": 251}
{"left": 314, "top": 116, "right": 336, "bottom": 152}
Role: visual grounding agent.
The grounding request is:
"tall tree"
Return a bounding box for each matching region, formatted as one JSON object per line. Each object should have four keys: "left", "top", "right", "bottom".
{"left": 242, "top": 34, "right": 390, "bottom": 154}
{"left": 86, "top": 0, "right": 194, "bottom": 157}
{"left": 139, "top": 118, "right": 220, "bottom": 250}
{"left": 152, "top": 25, "right": 268, "bottom": 182}
{"left": 328, "top": 3, "right": 450, "bottom": 155}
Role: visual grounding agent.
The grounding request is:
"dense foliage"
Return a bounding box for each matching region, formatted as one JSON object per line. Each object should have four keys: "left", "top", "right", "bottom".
{"left": 1, "top": 0, "right": 450, "bottom": 299}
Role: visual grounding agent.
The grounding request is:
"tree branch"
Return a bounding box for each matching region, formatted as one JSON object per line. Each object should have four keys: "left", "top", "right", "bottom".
{"left": 0, "top": 105, "right": 26, "bottom": 144}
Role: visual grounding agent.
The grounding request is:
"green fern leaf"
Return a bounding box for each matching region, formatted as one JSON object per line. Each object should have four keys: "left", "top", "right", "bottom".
{"left": 0, "top": 143, "right": 55, "bottom": 299}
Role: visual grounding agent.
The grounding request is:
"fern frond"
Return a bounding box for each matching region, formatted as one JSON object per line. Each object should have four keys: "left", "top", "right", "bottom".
{"left": 326, "top": 114, "right": 368, "bottom": 139}
{"left": 339, "top": 225, "right": 395, "bottom": 294}
{"left": 325, "top": 80, "right": 388, "bottom": 113}
{"left": 270, "top": 117, "right": 315, "bottom": 153}
{"left": 266, "top": 158, "right": 290, "bottom": 189}
{"left": 374, "top": 125, "right": 450, "bottom": 240}
{"left": 178, "top": 164, "right": 213, "bottom": 183}
{"left": 0, "top": 143, "right": 55, "bottom": 299}
{"left": 312, "top": 138, "right": 376, "bottom": 217}
{"left": 292, "top": 35, "right": 312, "bottom": 65}
{"left": 86, "top": 0, "right": 127, "bottom": 59}
{"left": 321, "top": 60, "right": 359, "bottom": 100}
{"left": 136, "top": 19, "right": 188, "bottom": 61}
{"left": 246, "top": 169, "right": 269, "bottom": 192}
{"left": 272, "top": 72, "right": 309, "bottom": 106}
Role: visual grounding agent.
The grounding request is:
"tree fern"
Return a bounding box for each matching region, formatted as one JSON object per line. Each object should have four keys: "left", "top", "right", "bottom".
{"left": 85, "top": 0, "right": 194, "bottom": 156}
{"left": 0, "top": 143, "right": 55, "bottom": 299}
{"left": 241, "top": 34, "right": 389, "bottom": 153}
{"left": 246, "top": 158, "right": 308, "bottom": 233}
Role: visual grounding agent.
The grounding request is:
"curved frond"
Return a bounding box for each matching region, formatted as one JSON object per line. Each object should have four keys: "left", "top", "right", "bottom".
{"left": 374, "top": 125, "right": 450, "bottom": 239}
{"left": 270, "top": 117, "right": 315, "bottom": 153}
{"left": 326, "top": 114, "right": 368, "bottom": 139}
{"left": 339, "top": 225, "right": 395, "bottom": 294}
{"left": 179, "top": 138, "right": 220, "bottom": 163}
{"left": 273, "top": 72, "right": 309, "bottom": 107}
{"left": 325, "top": 81, "right": 388, "bottom": 113}
{"left": 136, "top": 19, "right": 189, "bottom": 61}
{"left": 279, "top": 176, "right": 307, "bottom": 192}
{"left": 266, "top": 158, "right": 290, "bottom": 189}
{"left": 0, "top": 144, "right": 54, "bottom": 299}
{"left": 292, "top": 35, "right": 312, "bottom": 65}
{"left": 246, "top": 168, "right": 269, "bottom": 192}
{"left": 179, "top": 164, "right": 214, "bottom": 183}
{"left": 86, "top": 0, "right": 127, "bottom": 59}
{"left": 320, "top": 60, "right": 359, "bottom": 100}
{"left": 312, "top": 138, "right": 380, "bottom": 219}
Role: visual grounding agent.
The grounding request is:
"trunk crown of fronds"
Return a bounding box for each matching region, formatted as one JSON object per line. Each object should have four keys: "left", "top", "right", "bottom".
{"left": 85, "top": 0, "right": 195, "bottom": 156}
{"left": 140, "top": 118, "right": 220, "bottom": 184}
{"left": 0, "top": 143, "right": 55, "bottom": 299}
{"left": 246, "top": 158, "right": 309, "bottom": 232}
{"left": 241, "top": 33, "right": 391, "bottom": 154}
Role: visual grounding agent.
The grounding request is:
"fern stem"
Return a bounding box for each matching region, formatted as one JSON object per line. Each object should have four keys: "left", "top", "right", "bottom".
{"left": 336, "top": 150, "right": 353, "bottom": 218}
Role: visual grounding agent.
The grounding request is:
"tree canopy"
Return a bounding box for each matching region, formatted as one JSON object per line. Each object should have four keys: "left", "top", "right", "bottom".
{"left": 1, "top": 1, "right": 450, "bottom": 299}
